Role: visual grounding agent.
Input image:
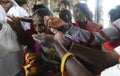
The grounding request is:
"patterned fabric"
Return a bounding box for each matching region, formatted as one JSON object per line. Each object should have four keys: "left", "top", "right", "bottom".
{"left": 23, "top": 40, "right": 61, "bottom": 76}
{"left": 23, "top": 51, "right": 60, "bottom": 76}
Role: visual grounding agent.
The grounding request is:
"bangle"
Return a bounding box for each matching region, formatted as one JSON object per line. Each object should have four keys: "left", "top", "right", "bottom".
{"left": 61, "top": 52, "right": 75, "bottom": 76}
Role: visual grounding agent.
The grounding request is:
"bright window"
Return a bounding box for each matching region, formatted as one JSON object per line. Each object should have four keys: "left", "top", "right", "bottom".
{"left": 87, "top": 0, "right": 120, "bottom": 28}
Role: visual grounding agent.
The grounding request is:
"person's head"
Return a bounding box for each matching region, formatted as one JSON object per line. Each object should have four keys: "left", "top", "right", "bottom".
{"left": 59, "top": 0, "right": 70, "bottom": 11}
{"left": 109, "top": 5, "right": 120, "bottom": 23}
{"left": 15, "top": 0, "right": 28, "bottom": 10}
{"left": 32, "top": 4, "right": 52, "bottom": 34}
{"left": 0, "top": 0, "right": 13, "bottom": 12}
{"left": 59, "top": 9, "right": 72, "bottom": 23}
{"left": 73, "top": 3, "right": 92, "bottom": 23}
{"left": 58, "top": 9, "right": 72, "bottom": 33}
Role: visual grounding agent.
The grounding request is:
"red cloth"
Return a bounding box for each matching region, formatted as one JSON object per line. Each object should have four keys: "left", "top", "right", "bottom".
{"left": 73, "top": 20, "right": 102, "bottom": 32}
{"left": 34, "top": 42, "right": 42, "bottom": 56}
{"left": 26, "top": 22, "right": 36, "bottom": 45}
{"left": 102, "top": 39, "right": 120, "bottom": 52}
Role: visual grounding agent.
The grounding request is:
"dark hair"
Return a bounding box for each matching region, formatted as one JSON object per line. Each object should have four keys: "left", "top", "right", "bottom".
{"left": 109, "top": 5, "right": 120, "bottom": 22}
{"left": 59, "top": 9, "right": 72, "bottom": 23}
{"left": 15, "top": 0, "right": 27, "bottom": 6}
{"left": 59, "top": 0, "right": 71, "bottom": 9}
{"left": 32, "top": 4, "right": 52, "bottom": 23}
{"left": 74, "top": 3, "right": 93, "bottom": 22}
{"left": 32, "top": 4, "right": 49, "bottom": 12}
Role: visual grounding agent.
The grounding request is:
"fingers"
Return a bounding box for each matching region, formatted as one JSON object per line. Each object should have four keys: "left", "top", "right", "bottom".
{"left": 7, "top": 15, "right": 14, "bottom": 21}
{"left": 44, "top": 16, "right": 55, "bottom": 27}
{"left": 50, "top": 28, "right": 59, "bottom": 34}
{"left": 44, "top": 16, "right": 64, "bottom": 29}
{"left": 7, "top": 15, "right": 20, "bottom": 22}
{"left": 7, "top": 20, "right": 13, "bottom": 24}
{"left": 32, "top": 34, "right": 41, "bottom": 43}
{"left": 32, "top": 33, "right": 47, "bottom": 43}
{"left": 44, "top": 16, "right": 50, "bottom": 26}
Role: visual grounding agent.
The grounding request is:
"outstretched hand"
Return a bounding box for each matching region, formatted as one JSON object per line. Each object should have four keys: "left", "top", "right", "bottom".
{"left": 7, "top": 16, "right": 23, "bottom": 31}
{"left": 32, "top": 33, "right": 55, "bottom": 46}
{"left": 44, "top": 16, "right": 66, "bottom": 28}
{"left": 32, "top": 28, "right": 67, "bottom": 47}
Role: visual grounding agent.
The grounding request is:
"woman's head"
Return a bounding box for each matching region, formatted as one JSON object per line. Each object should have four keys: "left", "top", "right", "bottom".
{"left": 59, "top": 9, "right": 72, "bottom": 23}
{"left": 58, "top": 9, "right": 72, "bottom": 33}
{"left": 73, "top": 3, "right": 92, "bottom": 23}
{"left": 59, "top": 0, "right": 71, "bottom": 11}
{"left": 32, "top": 4, "right": 52, "bottom": 34}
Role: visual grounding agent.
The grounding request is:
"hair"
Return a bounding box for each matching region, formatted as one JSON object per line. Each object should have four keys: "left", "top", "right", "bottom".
{"left": 74, "top": 3, "right": 93, "bottom": 22}
{"left": 109, "top": 5, "right": 120, "bottom": 22}
{"left": 59, "top": 9, "right": 72, "bottom": 23}
{"left": 59, "top": 0, "right": 71, "bottom": 9}
{"left": 58, "top": 9, "right": 72, "bottom": 33}
{"left": 15, "top": 0, "right": 27, "bottom": 6}
{"left": 33, "top": 4, "right": 48, "bottom": 12}
{"left": 32, "top": 4, "right": 52, "bottom": 24}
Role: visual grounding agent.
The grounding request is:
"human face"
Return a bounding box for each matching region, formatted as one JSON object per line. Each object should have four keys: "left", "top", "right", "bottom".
{"left": 22, "top": 4, "right": 29, "bottom": 11}
{"left": 0, "top": 0, "right": 12, "bottom": 12}
{"left": 33, "top": 19, "right": 47, "bottom": 34}
{"left": 73, "top": 6, "right": 86, "bottom": 23}
{"left": 59, "top": 3, "right": 69, "bottom": 11}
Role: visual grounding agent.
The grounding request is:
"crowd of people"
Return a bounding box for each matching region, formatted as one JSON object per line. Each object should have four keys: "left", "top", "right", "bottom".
{"left": 0, "top": 0, "right": 120, "bottom": 76}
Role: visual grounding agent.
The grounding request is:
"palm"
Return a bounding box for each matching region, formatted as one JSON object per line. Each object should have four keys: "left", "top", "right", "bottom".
{"left": 44, "top": 16, "right": 65, "bottom": 28}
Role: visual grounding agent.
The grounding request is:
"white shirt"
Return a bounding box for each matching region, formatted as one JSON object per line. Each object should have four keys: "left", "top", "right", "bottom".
{"left": 7, "top": 5, "right": 30, "bottom": 30}
{"left": 0, "top": 5, "right": 23, "bottom": 76}
{"left": 100, "top": 64, "right": 120, "bottom": 76}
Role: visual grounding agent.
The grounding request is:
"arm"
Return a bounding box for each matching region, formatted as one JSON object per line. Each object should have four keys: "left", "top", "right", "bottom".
{"left": 20, "top": 17, "right": 33, "bottom": 22}
{"left": 69, "top": 42, "right": 119, "bottom": 69}
{"left": 44, "top": 17, "right": 120, "bottom": 45}
{"left": 53, "top": 40, "right": 94, "bottom": 76}
{"left": 51, "top": 27, "right": 119, "bottom": 72}
{"left": 66, "top": 24, "right": 119, "bottom": 45}
{"left": 7, "top": 16, "right": 28, "bottom": 45}
{"left": 32, "top": 33, "right": 94, "bottom": 76}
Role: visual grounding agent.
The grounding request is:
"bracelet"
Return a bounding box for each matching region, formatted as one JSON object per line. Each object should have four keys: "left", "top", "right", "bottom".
{"left": 61, "top": 52, "right": 75, "bottom": 76}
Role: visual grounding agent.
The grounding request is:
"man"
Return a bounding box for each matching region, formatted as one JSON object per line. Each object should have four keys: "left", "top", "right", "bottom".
{"left": 7, "top": 0, "right": 30, "bottom": 31}
{"left": 0, "top": 0, "right": 27, "bottom": 76}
